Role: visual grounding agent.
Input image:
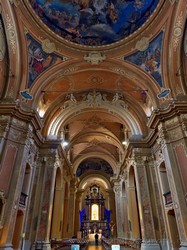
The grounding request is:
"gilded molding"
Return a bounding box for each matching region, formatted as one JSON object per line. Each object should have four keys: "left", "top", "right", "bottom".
{"left": 5, "top": 14, "right": 16, "bottom": 54}
{"left": 169, "top": 0, "right": 178, "bottom": 4}
{"left": 173, "top": 11, "right": 184, "bottom": 52}
{"left": 9, "top": 0, "right": 20, "bottom": 6}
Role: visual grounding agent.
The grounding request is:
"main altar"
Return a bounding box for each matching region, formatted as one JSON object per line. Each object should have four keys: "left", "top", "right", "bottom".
{"left": 80, "top": 184, "right": 111, "bottom": 237}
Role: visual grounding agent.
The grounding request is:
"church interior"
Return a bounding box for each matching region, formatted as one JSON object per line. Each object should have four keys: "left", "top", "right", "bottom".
{"left": 0, "top": 0, "right": 187, "bottom": 250}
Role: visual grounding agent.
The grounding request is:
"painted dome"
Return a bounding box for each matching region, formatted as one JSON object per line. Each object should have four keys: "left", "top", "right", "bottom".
{"left": 30, "top": 0, "right": 160, "bottom": 46}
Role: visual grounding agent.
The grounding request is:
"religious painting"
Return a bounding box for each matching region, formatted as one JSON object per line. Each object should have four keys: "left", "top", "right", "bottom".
{"left": 76, "top": 158, "right": 113, "bottom": 177}
{"left": 26, "top": 33, "right": 63, "bottom": 87}
{"left": 30, "top": 0, "right": 160, "bottom": 46}
{"left": 124, "top": 31, "right": 164, "bottom": 87}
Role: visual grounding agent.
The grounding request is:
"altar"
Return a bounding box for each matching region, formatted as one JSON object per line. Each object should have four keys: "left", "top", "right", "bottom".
{"left": 80, "top": 184, "right": 111, "bottom": 237}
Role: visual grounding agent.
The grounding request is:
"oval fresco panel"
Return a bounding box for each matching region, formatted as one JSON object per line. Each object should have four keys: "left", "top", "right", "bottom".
{"left": 30, "top": 0, "right": 160, "bottom": 46}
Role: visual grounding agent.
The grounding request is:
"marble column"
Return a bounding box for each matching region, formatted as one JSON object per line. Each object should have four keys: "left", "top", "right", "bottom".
{"left": 67, "top": 180, "right": 77, "bottom": 238}
{"left": 113, "top": 182, "right": 123, "bottom": 237}
{"left": 0, "top": 118, "right": 33, "bottom": 250}
{"left": 157, "top": 122, "right": 187, "bottom": 250}
{"left": 74, "top": 190, "right": 83, "bottom": 236}
{"left": 33, "top": 152, "right": 57, "bottom": 250}
{"left": 133, "top": 150, "right": 160, "bottom": 250}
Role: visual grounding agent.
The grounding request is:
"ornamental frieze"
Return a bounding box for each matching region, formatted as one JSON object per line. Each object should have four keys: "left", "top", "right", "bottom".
{"left": 5, "top": 14, "right": 16, "bottom": 54}
{"left": 173, "top": 11, "right": 184, "bottom": 52}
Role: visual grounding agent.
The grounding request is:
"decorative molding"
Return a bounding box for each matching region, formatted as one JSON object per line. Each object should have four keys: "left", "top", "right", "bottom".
{"left": 165, "top": 117, "right": 178, "bottom": 127}
{"left": 169, "top": 0, "right": 178, "bottom": 4}
{"left": 84, "top": 51, "right": 106, "bottom": 65}
{"left": 5, "top": 14, "right": 16, "bottom": 54}
{"left": 9, "top": 0, "right": 20, "bottom": 6}
{"left": 173, "top": 11, "right": 184, "bottom": 52}
{"left": 157, "top": 123, "right": 168, "bottom": 146}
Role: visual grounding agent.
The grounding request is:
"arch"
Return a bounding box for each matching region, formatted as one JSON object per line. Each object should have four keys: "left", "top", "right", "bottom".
{"left": 72, "top": 153, "right": 117, "bottom": 175}
{"left": 47, "top": 103, "right": 142, "bottom": 138}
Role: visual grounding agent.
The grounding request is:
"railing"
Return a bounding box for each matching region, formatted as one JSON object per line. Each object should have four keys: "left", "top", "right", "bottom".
{"left": 19, "top": 192, "right": 28, "bottom": 206}
{"left": 163, "top": 191, "right": 172, "bottom": 205}
{"left": 102, "top": 237, "right": 141, "bottom": 249}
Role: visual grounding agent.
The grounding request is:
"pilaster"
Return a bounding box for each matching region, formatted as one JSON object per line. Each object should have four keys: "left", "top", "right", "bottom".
{"left": 113, "top": 182, "right": 123, "bottom": 237}
{"left": 133, "top": 149, "right": 160, "bottom": 250}
{"left": 67, "top": 179, "right": 77, "bottom": 238}
{"left": 157, "top": 121, "right": 187, "bottom": 249}
{"left": 0, "top": 117, "right": 34, "bottom": 249}
{"left": 33, "top": 150, "right": 58, "bottom": 249}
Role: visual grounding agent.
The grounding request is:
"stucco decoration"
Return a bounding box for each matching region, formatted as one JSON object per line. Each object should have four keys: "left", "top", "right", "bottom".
{"left": 30, "top": 0, "right": 160, "bottom": 46}
{"left": 169, "top": 0, "right": 178, "bottom": 4}
{"left": 76, "top": 158, "right": 113, "bottom": 177}
{"left": 9, "top": 0, "right": 20, "bottom": 6}
{"left": 5, "top": 14, "right": 16, "bottom": 54}
{"left": 135, "top": 37, "right": 149, "bottom": 51}
{"left": 62, "top": 91, "right": 128, "bottom": 110}
{"left": 173, "top": 11, "right": 184, "bottom": 52}
{"left": 84, "top": 51, "right": 106, "bottom": 65}
{"left": 26, "top": 33, "right": 64, "bottom": 87}
{"left": 0, "top": 18, "right": 6, "bottom": 61}
{"left": 20, "top": 89, "right": 33, "bottom": 100}
{"left": 42, "top": 38, "right": 56, "bottom": 53}
{"left": 157, "top": 88, "right": 171, "bottom": 99}
{"left": 124, "top": 31, "right": 163, "bottom": 87}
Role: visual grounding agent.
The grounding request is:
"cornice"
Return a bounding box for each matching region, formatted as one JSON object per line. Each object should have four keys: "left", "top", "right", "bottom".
{"left": 147, "top": 100, "right": 187, "bottom": 130}
{"left": 0, "top": 102, "right": 44, "bottom": 144}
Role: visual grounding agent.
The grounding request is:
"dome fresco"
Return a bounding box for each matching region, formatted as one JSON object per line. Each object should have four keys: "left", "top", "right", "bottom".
{"left": 30, "top": 0, "right": 160, "bottom": 46}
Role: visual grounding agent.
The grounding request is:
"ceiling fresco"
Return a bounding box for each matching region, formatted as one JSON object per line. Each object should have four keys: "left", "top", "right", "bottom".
{"left": 76, "top": 159, "right": 114, "bottom": 177}
{"left": 30, "top": 0, "right": 160, "bottom": 46}
{"left": 124, "top": 31, "right": 163, "bottom": 87}
{"left": 26, "top": 33, "right": 64, "bottom": 87}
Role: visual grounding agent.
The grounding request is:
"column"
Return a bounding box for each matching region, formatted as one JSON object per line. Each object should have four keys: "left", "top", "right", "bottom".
{"left": 157, "top": 122, "right": 187, "bottom": 250}
{"left": 113, "top": 182, "right": 123, "bottom": 237}
{"left": 67, "top": 179, "right": 77, "bottom": 238}
{"left": 74, "top": 190, "right": 83, "bottom": 237}
{"left": 122, "top": 180, "right": 129, "bottom": 238}
{"left": 33, "top": 152, "right": 57, "bottom": 250}
{"left": 0, "top": 118, "right": 32, "bottom": 250}
{"left": 133, "top": 150, "right": 160, "bottom": 250}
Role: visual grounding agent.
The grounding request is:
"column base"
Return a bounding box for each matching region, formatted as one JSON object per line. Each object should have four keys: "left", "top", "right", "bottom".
{"left": 0, "top": 244, "right": 13, "bottom": 250}
{"left": 32, "top": 241, "right": 51, "bottom": 250}
{"left": 141, "top": 242, "right": 160, "bottom": 250}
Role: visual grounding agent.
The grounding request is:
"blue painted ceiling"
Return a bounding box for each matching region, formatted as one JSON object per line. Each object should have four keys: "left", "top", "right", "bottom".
{"left": 30, "top": 0, "right": 160, "bottom": 46}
